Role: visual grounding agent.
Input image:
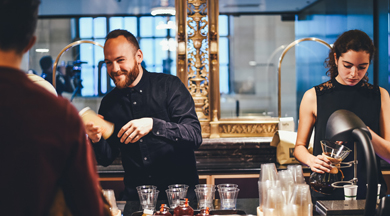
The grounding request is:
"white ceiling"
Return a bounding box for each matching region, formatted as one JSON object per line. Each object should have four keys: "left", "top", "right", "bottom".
{"left": 39, "top": 0, "right": 320, "bottom": 17}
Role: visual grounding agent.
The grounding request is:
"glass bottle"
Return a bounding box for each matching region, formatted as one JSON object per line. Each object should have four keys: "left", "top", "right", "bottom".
{"left": 173, "top": 198, "right": 194, "bottom": 216}
{"left": 195, "top": 207, "right": 210, "bottom": 216}
{"left": 154, "top": 204, "right": 172, "bottom": 216}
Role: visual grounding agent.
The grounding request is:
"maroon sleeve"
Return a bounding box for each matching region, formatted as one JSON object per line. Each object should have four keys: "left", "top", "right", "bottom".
{"left": 61, "top": 102, "right": 105, "bottom": 216}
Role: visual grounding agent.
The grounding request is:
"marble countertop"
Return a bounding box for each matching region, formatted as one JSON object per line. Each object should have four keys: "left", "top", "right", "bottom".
{"left": 98, "top": 137, "right": 276, "bottom": 175}
{"left": 97, "top": 137, "right": 390, "bottom": 176}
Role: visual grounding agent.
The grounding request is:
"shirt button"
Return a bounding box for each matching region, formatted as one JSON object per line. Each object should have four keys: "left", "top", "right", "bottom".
{"left": 140, "top": 139, "right": 143, "bottom": 143}
{"left": 149, "top": 175, "right": 152, "bottom": 178}
{"left": 133, "top": 102, "right": 137, "bottom": 105}
{"left": 175, "top": 138, "right": 178, "bottom": 141}
{"left": 156, "top": 131, "right": 159, "bottom": 135}
{"left": 140, "top": 90, "right": 143, "bottom": 93}
{"left": 144, "top": 157, "right": 147, "bottom": 161}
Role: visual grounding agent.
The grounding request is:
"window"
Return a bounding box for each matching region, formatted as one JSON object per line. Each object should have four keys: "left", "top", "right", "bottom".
{"left": 219, "top": 15, "right": 230, "bottom": 94}
{"left": 76, "top": 15, "right": 230, "bottom": 96}
{"left": 78, "top": 17, "right": 107, "bottom": 96}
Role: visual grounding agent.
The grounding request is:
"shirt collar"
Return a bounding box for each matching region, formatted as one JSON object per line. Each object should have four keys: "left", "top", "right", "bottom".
{"left": 120, "top": 68, "right": 148, "bottom": 95}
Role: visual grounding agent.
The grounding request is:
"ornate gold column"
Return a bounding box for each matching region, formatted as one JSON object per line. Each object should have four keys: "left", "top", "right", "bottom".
{"left": 186, "top": 0, "right": 210, "bottom": 137}
{"left": 207, "top": 0, "right": 221, "bottom": 138}
{"left": 177, "top": 0, "right": 279, "bottom": 138}
{"left": 175, "top": 0, "right": 187, "bottom": 84}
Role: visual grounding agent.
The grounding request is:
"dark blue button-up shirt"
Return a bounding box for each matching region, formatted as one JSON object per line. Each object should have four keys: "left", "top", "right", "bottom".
{"left": 92, "top": 70, "right": 202, "bottom": 200}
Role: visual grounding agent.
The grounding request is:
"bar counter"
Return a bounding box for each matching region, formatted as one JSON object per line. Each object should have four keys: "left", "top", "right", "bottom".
{"left": 98, "top": 137, "right": 390, "bottom": 197}
{"left": 98, "top": 137, "right": 390, "bottom": 216}
{"left": 115, "top": 198, "right": 323, "bottom": 216}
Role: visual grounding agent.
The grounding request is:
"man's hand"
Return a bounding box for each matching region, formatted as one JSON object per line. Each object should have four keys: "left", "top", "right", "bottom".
{"left": 84, "top": 114, "right": 104, "bottom": 143}
{"left": 85, "top": 122, "right": 102, "bottom": 143}
{"left": 118, "top": 118, "right": 153, "bottom": 144}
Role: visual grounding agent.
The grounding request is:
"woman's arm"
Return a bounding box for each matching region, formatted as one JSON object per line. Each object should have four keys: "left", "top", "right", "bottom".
{"left": 294, "top": 88, "right": 331, "bottom": 173}
{"left": 369, "top": 87, "right": 390, "bottom": 163}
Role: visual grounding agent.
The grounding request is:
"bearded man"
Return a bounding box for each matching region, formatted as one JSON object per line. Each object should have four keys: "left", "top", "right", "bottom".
{"left": 85, "top": 30, "right": 202, "bottom": 202}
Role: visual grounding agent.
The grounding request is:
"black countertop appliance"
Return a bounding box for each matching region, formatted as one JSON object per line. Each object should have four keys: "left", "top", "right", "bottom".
{"left": 316, "top": 109, "right": 389, "bottom": 216}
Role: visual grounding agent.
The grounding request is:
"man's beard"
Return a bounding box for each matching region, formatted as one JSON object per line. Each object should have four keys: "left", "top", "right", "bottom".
{"left": 110, "top": 64, "right": 139, "bottom": 89}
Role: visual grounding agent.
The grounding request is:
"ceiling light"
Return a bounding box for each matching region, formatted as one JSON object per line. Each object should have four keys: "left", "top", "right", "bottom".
{"left": 156, "top": 20, "right": 175, "bottom": 29}
{"left": 151, "top": 0, "right": 175, "bottom": 16}
{"left": 35, "top": 48, "right": 49, "bottom": 53}
{"left": 151, "top": 7, "right": 175, "bottom": 16}
{"left": 160, "top": 38, "right": 176, "bottom": 51}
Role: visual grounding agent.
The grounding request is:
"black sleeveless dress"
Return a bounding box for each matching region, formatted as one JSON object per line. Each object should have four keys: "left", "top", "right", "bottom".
{"left": 312, "top": 78, "right": 387, "bottom": 201}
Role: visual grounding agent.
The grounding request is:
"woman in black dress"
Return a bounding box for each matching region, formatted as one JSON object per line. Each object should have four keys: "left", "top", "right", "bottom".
{"left": 294, "top": 29, "right": 390, "bottom": 201}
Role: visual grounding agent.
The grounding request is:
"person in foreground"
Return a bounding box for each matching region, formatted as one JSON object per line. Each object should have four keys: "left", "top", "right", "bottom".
{"left": 0, "top": 0, "right": 107, "bottom": 215}
{"left": 294, "top": 29, "right": 390, "bottom": 201}
{"left": 85, "top": 29, "right": 202, "bottom": 201}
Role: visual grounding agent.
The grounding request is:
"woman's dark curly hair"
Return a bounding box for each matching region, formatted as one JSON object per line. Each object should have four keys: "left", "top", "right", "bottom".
{"left": 325, "top": 29, "right": 375, "bottom": 82}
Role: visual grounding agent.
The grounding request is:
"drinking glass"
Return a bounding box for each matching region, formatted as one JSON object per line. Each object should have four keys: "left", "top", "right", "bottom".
{"left": 278, "top": 170, "right": 295, "bottom": 204}
{"left": 217, "top": 184, "right": 238, "bottom": 189}
{"left": 259, "top": 180, "right": 280, "bottom": 210}
{"left": 102, "top": 189, "right": 121, "bottom": 216}
{"left": 168, "top": 184, "right": 189, "bottom": 199}
{"left": 138, "top": 188, "right": 159, "bottom": 210}
{"left": 289, "top": 184, "right": 313, "bottom": 216}
{"left": 136, "top": 185, "right": 158, "bottom": 191}
{"left": 287, "top": 165, "right": 305, "bottom": 184}
{"left": 218, "top": 187, "right": 240, "bottom": 210}
{"left": 263, "top": 187, "right": 284, "bottom": 216}
{"left": 195, "top": 184, "right": 215, "bottom": 189}
{"left": 195, "top": 187, "right": 215, "bottom": 210}
{"left": 166, "top": 188, "right": 182, "bottom": 209}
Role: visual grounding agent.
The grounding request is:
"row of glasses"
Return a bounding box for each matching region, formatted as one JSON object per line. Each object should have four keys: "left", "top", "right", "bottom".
{"left": 194, "top": 184, "right": 240, "bottom": 210}
{"left": 137, "top": 184, "right": 189, "bottom": 210}
{"left": 137, "top": 183, "right": 241, "bottom": 211}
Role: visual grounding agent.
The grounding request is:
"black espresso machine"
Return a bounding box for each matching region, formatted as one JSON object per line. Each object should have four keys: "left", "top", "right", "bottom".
{"left": 314, "top": 109, "right": 390, "bottom": 216}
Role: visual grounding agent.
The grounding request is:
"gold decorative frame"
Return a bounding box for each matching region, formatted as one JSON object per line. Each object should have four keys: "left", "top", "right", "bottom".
{"left": 176, "top": 0, "right": 333, "bottom": 138}
{"left": 176, "top": 0, "right": 280, "bottom": 138}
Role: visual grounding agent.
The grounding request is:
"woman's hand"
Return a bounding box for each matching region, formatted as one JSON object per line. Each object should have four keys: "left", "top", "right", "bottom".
{"left": 307, "top": 154, "right": 332, "bottom": 174}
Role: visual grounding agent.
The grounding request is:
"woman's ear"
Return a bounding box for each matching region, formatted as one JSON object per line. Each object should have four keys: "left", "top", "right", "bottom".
{"left": 333, "top": 52, "right": 338, "bottom": 66}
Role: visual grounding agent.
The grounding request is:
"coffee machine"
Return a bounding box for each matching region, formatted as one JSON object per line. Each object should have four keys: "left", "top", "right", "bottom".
{"left": 314, "top": 109, "right": 389, "bottom": 216}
